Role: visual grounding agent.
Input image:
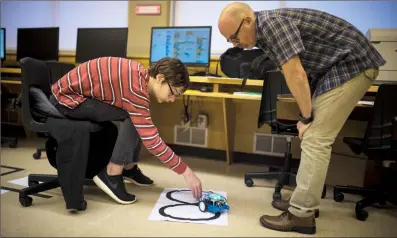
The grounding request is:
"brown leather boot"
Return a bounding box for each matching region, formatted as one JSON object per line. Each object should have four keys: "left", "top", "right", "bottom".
{"left": 259, "top": 211, "right": 316, "bottom": 235}
{"left": 272, "top": 198, "right": 320, "bottom": 218}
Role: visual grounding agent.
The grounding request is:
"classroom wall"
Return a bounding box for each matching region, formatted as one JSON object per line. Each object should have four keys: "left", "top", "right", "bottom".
{"left": 0, "top": 1, "right": 129, "bottom": 51}
{"left": 127, "top": 0, "right": 171, "bottom": 57}
{"left": 2, "top": 1, "right": 397, "bottom": 54}
{"left": 284, "top": 1, "right": 397, "bottom": 34}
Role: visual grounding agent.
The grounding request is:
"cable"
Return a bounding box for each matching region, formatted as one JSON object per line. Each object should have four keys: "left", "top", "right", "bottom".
{"left": 182, "top": 95, "right": 191, "bottom": 124}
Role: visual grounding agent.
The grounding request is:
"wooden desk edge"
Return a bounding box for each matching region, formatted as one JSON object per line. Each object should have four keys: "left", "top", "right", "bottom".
{"left": 0, "top": 68, "right": 379, "bottom": 93}
{"left": 1, "top": 68, "right": 22, "bottom": 74}
{"left": 189, "top": 76, "right": 263, "bottom": 86}
{"left": 1, "top": 80, "right": 22, "bottom": 85}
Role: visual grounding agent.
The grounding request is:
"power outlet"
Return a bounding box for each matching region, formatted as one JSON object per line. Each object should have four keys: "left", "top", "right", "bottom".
{"left": 197, "top": 114, "right": 208, "bottom": 129}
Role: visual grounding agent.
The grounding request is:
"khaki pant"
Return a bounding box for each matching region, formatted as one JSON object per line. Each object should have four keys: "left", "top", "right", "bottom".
{"left": 289, "top": 68, "right": 379, "bottom": 218}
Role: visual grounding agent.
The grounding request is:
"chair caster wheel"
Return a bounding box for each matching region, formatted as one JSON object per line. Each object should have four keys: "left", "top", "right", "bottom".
{"left": 245, "top": 178, "right": 254, "bottom": 187}
{"left": 273, "top": 192, "right": 282, "bottom": 201}
{"left": 79, "top": 200, "right": 87, "bottom": 211}
{"left": 334, "top": 192, "right": 344, "bottom": 202}
{"left": 33, "top": 152, "right": 41, "bottom": 159}
{"left": 355, "top": 208, "right": 368, "bottom": 221}
{"left": 19, "top": 196, "right": 33, "bottom": 207}
{"left": 68, "top": 200, "right": 87, "bottom": 212}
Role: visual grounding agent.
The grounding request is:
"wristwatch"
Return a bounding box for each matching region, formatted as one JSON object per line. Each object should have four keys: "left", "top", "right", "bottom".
{"left": 299, "top": 112, "right": 314, "bottom": 124}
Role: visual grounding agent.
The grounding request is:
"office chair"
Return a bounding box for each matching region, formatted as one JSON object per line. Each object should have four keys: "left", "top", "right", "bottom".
{"left": 31, "top": 61, "right": 75, "bottom": 159}
{"left": 244, "top": 70, "right": 327, "bottom": 202}
{"left": 245, "top": 70, "right": 296, "bottom": 199}
{"left": 333, "top": 84, "right": 397, "bottom": 221}
{"left": 18, "top": 57, "right": 116, "bottom": 211}
{"left": 1, "top": 85, "right": 21, "bottom": 148}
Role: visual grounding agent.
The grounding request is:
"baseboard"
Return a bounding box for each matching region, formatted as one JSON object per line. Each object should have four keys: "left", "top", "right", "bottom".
{"left": 168, "top": 144, "right": 300, "bottom": 169}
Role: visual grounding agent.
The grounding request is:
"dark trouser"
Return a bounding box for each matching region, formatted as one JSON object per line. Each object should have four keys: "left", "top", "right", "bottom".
{"left": 51, "top": 97, "right": 142, "bottom": 165}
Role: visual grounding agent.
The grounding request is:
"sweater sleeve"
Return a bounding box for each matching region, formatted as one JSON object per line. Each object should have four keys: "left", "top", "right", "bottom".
{"left": 122, "top": 92, "right": 188, "bottom": 175}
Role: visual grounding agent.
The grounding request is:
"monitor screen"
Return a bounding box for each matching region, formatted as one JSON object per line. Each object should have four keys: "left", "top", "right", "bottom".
{"left": 75, "top": 28, "right": 128, "bottom": 63}
{"left": 150, "top": 26, "right": 212, "bottom": 67}
{"left": 17, "top": 27, "right": 59, "bottom": 61}
{"left": 1, "top": 28, "right": 5, "bottom": 60}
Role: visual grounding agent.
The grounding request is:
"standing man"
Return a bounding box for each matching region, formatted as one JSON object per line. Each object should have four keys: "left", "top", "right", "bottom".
{"left": 218, "top": 2, "right": 385, "bottom": 235}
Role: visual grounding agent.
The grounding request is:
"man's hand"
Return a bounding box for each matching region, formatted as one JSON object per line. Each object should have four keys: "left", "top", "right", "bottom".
{"left": 297, "top": 121, "right": 311, "bottom": 140}
{"left": 281, "top": 56, "right": 312, "bottom": 120}
{"left": 182, "top": 167, "right": 202, "bottom": 199}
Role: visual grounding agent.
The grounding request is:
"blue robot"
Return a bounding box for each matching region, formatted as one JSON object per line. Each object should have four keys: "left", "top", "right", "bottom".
{"left": 198, "top": 191, "right": 230, "bottom": 214}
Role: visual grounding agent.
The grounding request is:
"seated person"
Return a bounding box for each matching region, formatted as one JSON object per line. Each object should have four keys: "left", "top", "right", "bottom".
{"left": 50, "top": 57, "right": 203, "bottom": 204}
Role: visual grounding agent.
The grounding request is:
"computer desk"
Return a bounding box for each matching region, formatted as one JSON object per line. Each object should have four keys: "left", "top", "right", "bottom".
{"left": 0, "top": 68, "right": 379, "bottom": 164}
{"left": 182, "top": 76, "right": 378, "bottom": 164}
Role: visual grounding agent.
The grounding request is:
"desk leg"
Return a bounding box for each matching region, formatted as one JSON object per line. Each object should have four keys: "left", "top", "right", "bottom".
{"left": 222, "top": 98, "right": 236, "bottom": 165}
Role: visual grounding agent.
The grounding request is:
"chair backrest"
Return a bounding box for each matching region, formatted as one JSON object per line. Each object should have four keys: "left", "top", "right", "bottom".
{"left": 20, "top": 57, "right": 52, "bottom": 132}
{"left": 46, "top": 61, "right": 75, "bottom": 85}
{"left": 20, "top": 57, "right": 71, "bottom": 132}
{"left": 257, "top": 70, "right": 293, "bottom": 129}
{"left": 364, "top": 84, "right": 397, "bottom": 159}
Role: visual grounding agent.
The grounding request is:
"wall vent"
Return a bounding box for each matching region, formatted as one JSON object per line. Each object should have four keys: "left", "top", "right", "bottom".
{"left": 174, "top": 125, "right": 208, "bottom": 147}
{"left": 253, "top": 133, "right": 288, "bottom": 156}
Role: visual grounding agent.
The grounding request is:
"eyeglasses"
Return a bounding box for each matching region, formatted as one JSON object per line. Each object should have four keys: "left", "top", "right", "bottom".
{"left": 227, "top": 19, "right": 244, "bottom": 43}
{"left": 167, "top": 82, "right": 182, "bottom": 98}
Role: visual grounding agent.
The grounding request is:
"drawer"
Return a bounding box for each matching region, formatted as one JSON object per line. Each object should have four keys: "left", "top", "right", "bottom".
{"left": 371, "top": 42, "right": 397, "bottom": 71}
{"left": 375, "top": 70, "right": 397, "bottom": 83}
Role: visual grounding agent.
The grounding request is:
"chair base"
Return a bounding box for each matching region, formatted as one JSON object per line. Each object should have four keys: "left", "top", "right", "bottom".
{"left": 1, "top": 136, "right": 18, "bottom": 148}
{"left": 245, "top": 168, "right": 328, "bottom": 201}
{"left": 333, "top": 185, "right": 397, "bottom": 221}
{"left": 32, "top": 147, "right": 46, "bottom": 159}
{"left": 19, "top": 174, "right": 96, "bottom": 211}
{"left": 245, "top": 170, "right": 296, "bottom": 200}
{"left": 244, "top": 136, "right": 299, "bottom": 201}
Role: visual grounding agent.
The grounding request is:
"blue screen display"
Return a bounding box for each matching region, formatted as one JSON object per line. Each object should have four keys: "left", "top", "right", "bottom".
{"left": 0, "top": 29, "right": 4, "bottom": 59}
{"left": 150, "top": 27, "right": 211, "bottom": 66}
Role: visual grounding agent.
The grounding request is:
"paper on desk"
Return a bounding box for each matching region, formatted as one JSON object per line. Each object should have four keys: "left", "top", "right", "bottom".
{"left": 148, "top": 188, "right": 228, "bottom": 226}
{"left": 358, "top": 100, "right": 374, "bottom": 106}
{"left": 207, "top": 76, "right": 240, "bottom": 80}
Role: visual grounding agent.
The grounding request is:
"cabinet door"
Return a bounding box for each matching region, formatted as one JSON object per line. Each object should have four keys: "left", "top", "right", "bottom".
{"left": 371, "top": 42, "right": 397, "bottom": 71}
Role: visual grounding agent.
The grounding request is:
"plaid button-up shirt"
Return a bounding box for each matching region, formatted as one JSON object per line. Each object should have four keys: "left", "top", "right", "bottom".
{"left": 254, "top": 8, "right": 386, "bottom": 97}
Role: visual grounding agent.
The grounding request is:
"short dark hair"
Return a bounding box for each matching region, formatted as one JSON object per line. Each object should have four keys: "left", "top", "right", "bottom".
{"left": 149, "top": 57, "right": 190, "bottom": 92}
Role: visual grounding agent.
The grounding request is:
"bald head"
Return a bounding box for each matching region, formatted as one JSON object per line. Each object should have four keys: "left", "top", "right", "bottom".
{"left": 218, "top": 2, "right": 254, "bottom": 35}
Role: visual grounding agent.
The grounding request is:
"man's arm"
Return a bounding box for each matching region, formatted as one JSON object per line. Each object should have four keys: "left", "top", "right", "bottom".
{"left": 281, "top": 56, "right": 312, "bottom": 118}
{"left": 257, "top": 16, "right": 311, "bottom": 118}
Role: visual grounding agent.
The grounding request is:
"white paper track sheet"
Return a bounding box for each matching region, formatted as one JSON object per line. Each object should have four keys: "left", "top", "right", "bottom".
{"left": 148, "top": 188, "right": 229, "bottom": 226}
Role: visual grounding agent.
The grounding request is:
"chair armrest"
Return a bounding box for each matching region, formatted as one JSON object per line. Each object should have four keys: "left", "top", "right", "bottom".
{"left": 393, "top": 117, "right": 397, "bottom": 156}
{"left": 393, "top": 116, "right": 397, "bottom": 140}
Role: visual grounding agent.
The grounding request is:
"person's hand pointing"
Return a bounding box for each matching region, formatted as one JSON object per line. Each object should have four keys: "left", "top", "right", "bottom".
{"left": 182, "top": 167, "right": 202, "bottom": 199}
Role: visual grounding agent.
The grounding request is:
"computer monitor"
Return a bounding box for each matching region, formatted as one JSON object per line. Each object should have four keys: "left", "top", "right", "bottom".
{"left": 17, "top": 27, "right": 59, "bottom": 61}
{"left": 149, "top": 26, "right": 212, "bottom": 67}
{"left": 1, "top": 28, "right": 5, "bottom": 61}
{"left": 75, "top": 28, "right": 128, "bottom": 63}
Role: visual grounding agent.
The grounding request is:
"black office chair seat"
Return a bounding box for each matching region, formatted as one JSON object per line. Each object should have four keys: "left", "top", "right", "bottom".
{"left": 343, "top": 137, "right": 365, "bottom": 155}
{"left": 30, "top": 87, "right": 103, "bottom": 132}
{"left": 272, "top": 119, "right": 299, "bottom": 135}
